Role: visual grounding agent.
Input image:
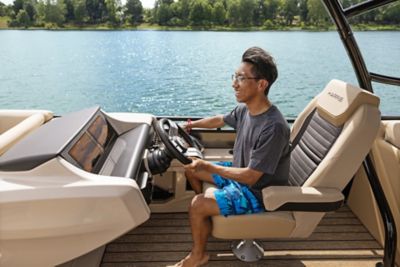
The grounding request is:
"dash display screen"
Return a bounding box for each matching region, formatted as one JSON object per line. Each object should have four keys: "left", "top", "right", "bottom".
{"left": 69, "top": 115, "right": 115, "bottom": 172}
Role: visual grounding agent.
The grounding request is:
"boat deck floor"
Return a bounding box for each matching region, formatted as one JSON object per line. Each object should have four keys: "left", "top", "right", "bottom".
{"left": 101, "top": 206, "right": 383, "bottom": 267}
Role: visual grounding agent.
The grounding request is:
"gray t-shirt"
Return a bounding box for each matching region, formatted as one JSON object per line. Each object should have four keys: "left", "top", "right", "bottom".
{"left": 223, "top": 104, "right": 290, "bottom": 202}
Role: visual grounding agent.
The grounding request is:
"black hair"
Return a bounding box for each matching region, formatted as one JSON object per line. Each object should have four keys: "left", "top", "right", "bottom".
{"left": 242, "top": 47, "right": 278, "bottom": 96}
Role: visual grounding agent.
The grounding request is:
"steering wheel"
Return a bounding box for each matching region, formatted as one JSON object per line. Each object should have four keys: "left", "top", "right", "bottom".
{"left": 154, "top": 118, "right": 202, "bottom": 165}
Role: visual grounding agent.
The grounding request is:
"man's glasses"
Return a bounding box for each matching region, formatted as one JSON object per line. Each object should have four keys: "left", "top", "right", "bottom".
{"left": 231, "top": 74, "right": 260, "bottom": 83}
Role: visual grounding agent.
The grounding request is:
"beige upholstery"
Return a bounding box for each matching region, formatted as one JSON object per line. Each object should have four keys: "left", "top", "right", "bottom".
{"left": 373, "top": 122, "right": 400, "bottom": 265}
{"left": 0, "top": 110, "right": 53, "bottom": 133}
{"left": 385, "top": 121, "right": 400, "bottom": 149}
{"left": 210, "top": 79, "right": 381, "bottom": 240}
{"left": 0, "top": 110, "right": 53, "bottom": 156}
{"left": 316, "top": 80, "right": 379, "bottom": 127}
{"left": 262, "top": 186, "right": 344, "bottom": 211}
{"left": 212, "top": 211, "right": 295, "bottom": 239}
{"left": 349, "top": 121, "right": 400, "bottom": 266}
{"left": 203, "top": 182, "right": 296, "bottom": 239}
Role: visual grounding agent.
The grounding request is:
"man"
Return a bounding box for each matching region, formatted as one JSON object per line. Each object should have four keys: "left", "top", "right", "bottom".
{"left": 172, "top": 47, "right": 290, "bottom": 267}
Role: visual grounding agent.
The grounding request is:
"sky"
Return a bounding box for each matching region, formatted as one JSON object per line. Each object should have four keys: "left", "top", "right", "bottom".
{"left": 138, "top": 0, "right": 155, "bottom": 8}
{"left": 0, "top": 0, "right": 155, "bottom": 9}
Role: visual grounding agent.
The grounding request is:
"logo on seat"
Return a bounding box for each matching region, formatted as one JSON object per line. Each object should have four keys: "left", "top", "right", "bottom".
{"left": 328, "top": 91, "right": 344, "bottom": 102}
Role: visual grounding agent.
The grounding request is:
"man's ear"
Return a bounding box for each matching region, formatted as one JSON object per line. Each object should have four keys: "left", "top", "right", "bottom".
{"left": 258, "top": 79, "right": 268, "bottom": 93}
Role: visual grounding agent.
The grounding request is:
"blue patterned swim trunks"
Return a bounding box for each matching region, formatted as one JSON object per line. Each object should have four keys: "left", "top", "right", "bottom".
{"left": 212, "top": 162, "right": 264, "bottom": 217}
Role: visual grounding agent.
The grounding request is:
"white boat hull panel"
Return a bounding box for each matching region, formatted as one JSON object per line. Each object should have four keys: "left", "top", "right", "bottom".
{"left": 0, "top": 157, "right": 150, "bottom": 266}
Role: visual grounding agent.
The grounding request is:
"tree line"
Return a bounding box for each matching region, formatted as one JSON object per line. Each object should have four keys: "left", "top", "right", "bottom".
{"left": 150, "top": 0, "right": 399, "bottom": 27}
{"left": 0, "top": 0, "right": 143, "bottom": 27}
{"left": 0, "top": 0, "right": 399, "bottom": 28}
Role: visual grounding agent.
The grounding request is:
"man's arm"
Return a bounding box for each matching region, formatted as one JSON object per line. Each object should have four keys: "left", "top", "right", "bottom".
{"left": 185, "top": 158, "right": 263, "bottom": 186}
{"left": 183, "top": 115, "right": 225, "bottom": 131}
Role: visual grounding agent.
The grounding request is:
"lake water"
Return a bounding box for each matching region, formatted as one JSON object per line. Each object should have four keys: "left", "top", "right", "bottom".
{"left": 0, "top": 30, "right": 399, "bottom": 117}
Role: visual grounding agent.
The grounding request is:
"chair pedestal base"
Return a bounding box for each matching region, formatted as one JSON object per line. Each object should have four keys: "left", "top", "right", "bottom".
{"left": 231, "top": 239, "right": 264, "bottom": 262}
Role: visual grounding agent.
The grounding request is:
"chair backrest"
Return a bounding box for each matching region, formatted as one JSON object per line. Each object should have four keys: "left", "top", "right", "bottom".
{"left": 370, "top": 121, "right": 400, "bottom": 265}
{"left": 289, "top": 79, "right": 380, "bottom": 191}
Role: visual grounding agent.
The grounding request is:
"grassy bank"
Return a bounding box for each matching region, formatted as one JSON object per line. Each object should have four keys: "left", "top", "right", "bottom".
{"left": 0, "top": 16, "right": 9, "bottom": 29}
{"left": 1, "top": 17, "right": 400, "bottom": 31}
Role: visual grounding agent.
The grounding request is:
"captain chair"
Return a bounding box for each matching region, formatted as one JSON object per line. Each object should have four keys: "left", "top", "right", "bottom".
{"left": 206, "top": 79, "right": 381, "bottom": 261}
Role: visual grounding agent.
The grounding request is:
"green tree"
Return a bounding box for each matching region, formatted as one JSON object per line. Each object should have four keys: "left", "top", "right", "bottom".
{"left": 169, "top": 1, "right": 181, "bottom": 20}
{"left": 7, "top": 8, "right": 16, "bottom": 18}
{"left": 261, "top": 0, "right": 280, "bottom": 22}
{"left": 298, "top": 0, "right": 308, "bottom": 23}
{"left": 160, "top": 0, "right": 173, "bottom": 5}
{"left": 281, "top": 0, "right": 298, "bottom": 25}
{"left": 42, "top": 0, "right": 66, "bottom": 26}
{"left": 252, "top": 0, "right": 263, "bottom": 26}
{"left": 307, "top": 0, "right": 328, "bottom": 25}
{"left": 23, "top": 0, "right": 36, "bottom": 22}
{"left": 13, "top": 0, "right": 24, "bottom": 15}
{"left": 105, "top": 0, "right": 119, "bottom": 24}
{"left": 73, "top": 0, "right": 87, "bottom": 23}
{"left": 16, "top": 8, "right": 30, "bottom": 26}
{"left": 253, "top": 0, "right": 279, "bottom": 26}
{"left": 189, "top": 0, "right": 212, "bottom": 26}
{"left": 212, "top": 0, "right": 226, "bottom": 25}
{"left": 86, "top": 0, "right": 106, "bottom": 23}
{"left": 0, "top": 2, "right": 5, "bottom": 16}
{"left": 156, "top": 2, "right": 171, "bottom": 25}
{"left": 178, "top": 0, "right": 190, "bottom": 22}
{"left": 85, "top": 0, "right": 96, "bottom": 22}
{"left": 340, "top": 0, "right": 354, "bottom": 9}
{"left": 36, "top": 0, "right": 45, "bottom": 21}
{"left": 227, "top": 0, "right": 240, "bottom": 25}
{"left": 142, "top": 8, "right": 153, "bottom": 23}
{"left": 238, "top": 0, "right": 255, "bottom": 26}
{"left": 152, "top": 0, "right": 159, "bottom": 23}
{"left": 64, "top": 0, "right": 74, "bottom": 21}
{"left": 354, "top": 8, "right": 377, "bottom": 24}
{"left": 381, "top": 2, "right": 400, "bottom": 24}
{"left": 124, "top": 0, "right": 142, "bottom": 24}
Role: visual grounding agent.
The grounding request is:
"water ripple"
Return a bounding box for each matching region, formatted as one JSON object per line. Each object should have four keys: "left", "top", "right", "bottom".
{"left": 0, "top": 31, "right": 399, "bottom": 116}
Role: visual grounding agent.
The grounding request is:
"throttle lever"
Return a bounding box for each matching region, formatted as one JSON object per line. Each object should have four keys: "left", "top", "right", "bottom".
{"left": 184, "top": 147, "right": 203, "bottom": 159}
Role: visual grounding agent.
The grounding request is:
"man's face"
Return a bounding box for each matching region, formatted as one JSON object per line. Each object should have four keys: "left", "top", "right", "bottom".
{"left": 232, "top": 62, "right": 263, "bottom": 103}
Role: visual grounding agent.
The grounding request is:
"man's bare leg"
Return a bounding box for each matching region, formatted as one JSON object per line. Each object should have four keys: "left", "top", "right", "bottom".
{"left": 168, "top": 194, "right": 220, "bottom": 267}
{"left": 185, "top": 169, "right": 215, "bottom": 194}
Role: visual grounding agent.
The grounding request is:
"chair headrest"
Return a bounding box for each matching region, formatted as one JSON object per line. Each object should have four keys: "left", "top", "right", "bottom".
{"left": 385, "top": 122, "right": 400, "bottom": 149}
{"left": 316, "top": 79, "right": 380, "bottom": 127}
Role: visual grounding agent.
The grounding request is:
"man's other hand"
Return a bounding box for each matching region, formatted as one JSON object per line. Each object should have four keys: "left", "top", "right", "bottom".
{"left": 184, "top": 157, "right": 209, "bottom": 172}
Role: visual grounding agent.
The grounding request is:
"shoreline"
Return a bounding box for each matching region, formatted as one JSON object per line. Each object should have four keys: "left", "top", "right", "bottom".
{"left": 1, "top": 18, "right": 400, "bottom": 31}
{"left": 1, "top": 26, "right": 400, "bottom": 32}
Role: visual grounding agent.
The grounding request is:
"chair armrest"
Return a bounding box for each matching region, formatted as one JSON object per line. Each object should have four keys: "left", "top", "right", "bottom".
{"left": 262, "top": 186, "right": 344, "bottom": 212}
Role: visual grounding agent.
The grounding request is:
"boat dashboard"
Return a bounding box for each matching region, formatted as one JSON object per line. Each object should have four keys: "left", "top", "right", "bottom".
{"left": 0, "top": 106, "right": 202, "bottom": 203}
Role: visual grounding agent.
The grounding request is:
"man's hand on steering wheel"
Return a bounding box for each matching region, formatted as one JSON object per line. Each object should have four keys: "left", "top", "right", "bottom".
{"left": 181, "top": 119, "right": 192, "bottom": 133}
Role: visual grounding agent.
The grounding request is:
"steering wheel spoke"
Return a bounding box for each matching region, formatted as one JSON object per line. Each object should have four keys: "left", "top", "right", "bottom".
{"left": 154, "top": 118, "right": 203, "bottom": 165}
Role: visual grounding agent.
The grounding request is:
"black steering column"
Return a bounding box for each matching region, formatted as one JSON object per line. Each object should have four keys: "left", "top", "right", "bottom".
{"left": 146, "top": 118, "right": 203, "bottom": 175}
